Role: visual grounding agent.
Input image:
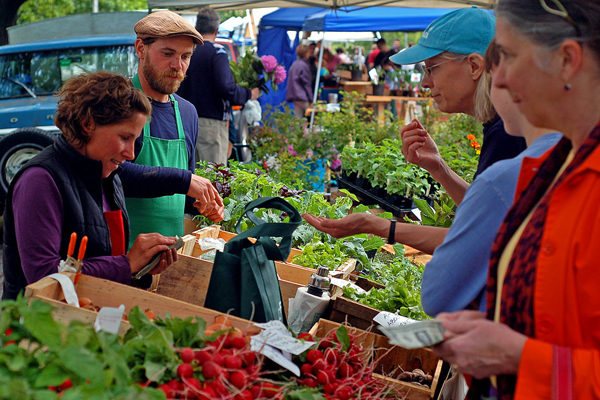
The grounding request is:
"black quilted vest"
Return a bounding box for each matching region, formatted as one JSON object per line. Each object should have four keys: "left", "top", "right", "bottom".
{"left": 2, "top": 136, "right": 130, "bottom": 299}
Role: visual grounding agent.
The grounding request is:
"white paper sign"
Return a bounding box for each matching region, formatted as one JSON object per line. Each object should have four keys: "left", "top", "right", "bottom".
{"left": 410, "top": 72, "right": 422, "bottom": 82}
{"left": 253, "top": 321, "right": 315, "bottom": 355}
{"left": 251, "top": 342, "right": 301, "bottom": 376}
{"left": 373, "top": 311, "right": 418, "bottom": 327}
{"left": 48, "top": 273, "right": 79, "bottom": 307}
{"left": 94, "top": 304, "right": 125, "bottom": 334}
{"left": 329, "top": 277, "right": 366, "bottom": 294}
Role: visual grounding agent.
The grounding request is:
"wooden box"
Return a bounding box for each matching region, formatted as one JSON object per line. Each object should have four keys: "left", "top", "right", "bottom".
{"left": 156, "top": 225, "right": 355, "bottom": 316}
{"left": 24, "top": 273, "right": 257, "bottom": 336}
{"left": 309, "top": 319, "right": 444, "bottom": 400}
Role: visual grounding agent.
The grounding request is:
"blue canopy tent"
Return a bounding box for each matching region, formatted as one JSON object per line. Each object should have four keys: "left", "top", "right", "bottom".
{"left": 257, "top": 8, "right": 324, "bottom": 112}
{"left": 257, "top": 7, "right": 458, "bottom": 112}
{"left": 302, "top": 7, "right": 457, "bottom": 32}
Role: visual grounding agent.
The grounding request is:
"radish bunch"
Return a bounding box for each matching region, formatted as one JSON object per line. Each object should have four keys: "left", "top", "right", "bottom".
{"left": 294, "top": 331, "right": 396, "bottom": 400}
{"left": 156, "top": 321, "right": 282, "bottom": 399}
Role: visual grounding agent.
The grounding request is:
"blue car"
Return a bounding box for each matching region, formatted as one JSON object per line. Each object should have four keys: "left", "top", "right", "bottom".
{"left": 0, "top": 35, "right": 138, "bottom": 209}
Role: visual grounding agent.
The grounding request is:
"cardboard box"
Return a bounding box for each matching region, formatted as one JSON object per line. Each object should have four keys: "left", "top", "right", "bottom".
{"left": 309, "top": 319, "right": 444, "bottom": 400}
{"left": 24, "top": 272, "right": 256, "bottom": 336}
{"left": 156, "top": 225, "right": 356, "bottom": 316}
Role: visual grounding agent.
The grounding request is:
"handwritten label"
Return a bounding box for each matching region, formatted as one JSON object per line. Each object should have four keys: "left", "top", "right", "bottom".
{"left": 48, "top": 273, "right": 79, "bottom": 307}
{"left": 373, "top": 311, "right": 417, "bottom": 327}
{"left": 94, "top": 305, "right": 125, "bottom": 334}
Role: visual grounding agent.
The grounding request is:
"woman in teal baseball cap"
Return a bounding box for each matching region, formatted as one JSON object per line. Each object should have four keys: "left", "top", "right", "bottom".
{"left": 392, "top": 6, "right": 526, "bottom": 205}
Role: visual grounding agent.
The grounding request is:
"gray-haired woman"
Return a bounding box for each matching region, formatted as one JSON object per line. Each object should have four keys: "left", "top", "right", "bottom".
{"left": 433, "top": 1, "right": 600, "bottom": 399}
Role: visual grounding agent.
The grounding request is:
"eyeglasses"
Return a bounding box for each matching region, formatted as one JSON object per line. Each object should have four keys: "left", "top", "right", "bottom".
{"left": 422, "top": 56, "right": 467, "bottom": 77}
{"left": 539, "top": 0, "right": 582, "bottom": 37}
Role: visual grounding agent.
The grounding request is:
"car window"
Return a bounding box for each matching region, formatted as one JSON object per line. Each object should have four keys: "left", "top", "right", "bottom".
{"left": 0, "top": 45, "right": 137, "bottom": 100}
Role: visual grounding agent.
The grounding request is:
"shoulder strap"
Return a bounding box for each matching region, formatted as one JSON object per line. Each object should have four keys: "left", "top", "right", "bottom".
{"left": 228, "top": 197, "right": 301, "bottom": 261}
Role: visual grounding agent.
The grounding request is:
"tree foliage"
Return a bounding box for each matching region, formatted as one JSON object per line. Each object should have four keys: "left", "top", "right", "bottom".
{"left": 17, "top": 0, "right": 147, "bottom": 24}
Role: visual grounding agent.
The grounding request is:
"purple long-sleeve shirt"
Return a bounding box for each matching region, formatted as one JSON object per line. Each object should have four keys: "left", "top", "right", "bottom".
{"left": 12, "top": 167, "right": 131, "bottom": 285}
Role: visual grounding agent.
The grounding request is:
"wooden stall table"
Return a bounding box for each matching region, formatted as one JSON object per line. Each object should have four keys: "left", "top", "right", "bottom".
{"left": 340, "top": 80, "right": 373, "bottom": 95}
{"left": 365, "top": 95, "right": 432, "bottom": 124}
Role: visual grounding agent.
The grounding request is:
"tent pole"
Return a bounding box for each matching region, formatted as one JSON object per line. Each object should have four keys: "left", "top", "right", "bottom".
{"left": 309, "top": 34, "right": 325, "bottom": 132}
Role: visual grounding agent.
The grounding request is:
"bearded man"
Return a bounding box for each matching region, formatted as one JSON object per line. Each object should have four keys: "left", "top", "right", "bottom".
{"left": 119, "top": 10, "right": 224, "bottom": 247}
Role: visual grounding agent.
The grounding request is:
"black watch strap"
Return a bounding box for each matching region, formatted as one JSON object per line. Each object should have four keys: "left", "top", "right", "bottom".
{"left": 387, "top": 219, "right": 397, "bottom": 244}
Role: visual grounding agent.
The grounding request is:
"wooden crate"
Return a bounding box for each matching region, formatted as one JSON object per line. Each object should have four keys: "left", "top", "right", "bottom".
{"left": 382, "top": 243, "right": 432, "bottom": 265}
{"left": 24, "top": 273, "right": 257, "bottom": 336}
{"left": 156, "top": 225, "right": 355, "bottom": 316}
{"left": 309, "top": 319, "right": 444, "bottom": 400}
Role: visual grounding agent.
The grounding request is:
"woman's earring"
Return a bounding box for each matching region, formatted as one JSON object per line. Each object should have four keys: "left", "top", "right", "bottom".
{"left": 564, "top": 83, "right": 572, "bottom": 91}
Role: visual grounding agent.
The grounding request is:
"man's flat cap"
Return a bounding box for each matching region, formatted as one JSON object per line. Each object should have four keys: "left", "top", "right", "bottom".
{"left": 135, "top": 10, "right": 203, "bottom": 45}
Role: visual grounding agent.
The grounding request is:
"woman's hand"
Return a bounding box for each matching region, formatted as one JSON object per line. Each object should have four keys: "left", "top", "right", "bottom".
{"left": 188, "top": 175, "right": 224, "bottom": 222}
{"left": 127, "top": 233, "right": 179, "bottom": 275}
{"left": 432, "top": 310, "right": 527, "bottom": 379}
{"left": 400, "top": 119, "right": 443, "bottom": 174}
{"left": 302, "top": 213, "right": 389, "bottom": 238}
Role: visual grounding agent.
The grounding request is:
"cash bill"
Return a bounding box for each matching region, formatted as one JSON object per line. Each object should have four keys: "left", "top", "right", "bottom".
{"left": 379, "top": 320, "right": 445, "bottom": 349}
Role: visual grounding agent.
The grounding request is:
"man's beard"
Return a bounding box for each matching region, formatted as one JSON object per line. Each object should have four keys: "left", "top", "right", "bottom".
{"left": 143, "top": 56, "right": 185, "bottom": 95}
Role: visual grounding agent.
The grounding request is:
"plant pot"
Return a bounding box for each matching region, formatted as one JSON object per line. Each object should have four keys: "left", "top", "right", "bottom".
{"left": 373, "top": 84, "right": 385, "bottom": 96}
{"left": 351, "top": 69, "right": 363, "bottom": 81}
{"left": 371, "top": 185, "right": 388, "bottom": 198}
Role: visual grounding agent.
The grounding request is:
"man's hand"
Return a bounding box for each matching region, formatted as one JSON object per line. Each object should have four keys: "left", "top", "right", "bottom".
{"left": 400, "top": 119, "right": 444, "bottom": 174}
{"left": 188, "top": 175, "right": 224, "bottom": 222}
{"left": 127, "top": 233, "right": 178, "bottom": 275}
{"left": 250, "top": 88, "right": 260, "bottom": 101}
{"left": 432, "top": 310, "right": 527, "bottom": 379}
{"left": 302, "top": 213, "right": 387, "bottom": 238}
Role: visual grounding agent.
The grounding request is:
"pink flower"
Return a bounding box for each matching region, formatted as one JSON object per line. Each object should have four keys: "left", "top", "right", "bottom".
{"left": 287, "top": 144, "right": 297, "bottom": 157}
{"left": 260, "top": 55, "right": 278, "bottom": 73}
{"left": 331, "top": 158, "right": 342, "bottom": 170}
{"left": 274, "top": 65, "right": 287, "bottom": 84}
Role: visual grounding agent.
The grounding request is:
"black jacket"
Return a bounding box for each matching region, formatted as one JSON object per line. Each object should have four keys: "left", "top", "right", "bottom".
{"left": 2, "top": 136, "right": 131, "bottom": 299}
{"left": 178, "top": 41, "right": 251, "bottom": 121}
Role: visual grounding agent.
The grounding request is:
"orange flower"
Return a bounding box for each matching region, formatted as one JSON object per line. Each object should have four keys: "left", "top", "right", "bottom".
{"left": 466, "top": 134, "right": 476, "bottom": 141}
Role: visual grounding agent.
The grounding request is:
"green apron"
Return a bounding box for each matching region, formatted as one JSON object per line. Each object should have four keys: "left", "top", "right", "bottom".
{"left": 126, "top": 74, "right": 187, "bottom": 247}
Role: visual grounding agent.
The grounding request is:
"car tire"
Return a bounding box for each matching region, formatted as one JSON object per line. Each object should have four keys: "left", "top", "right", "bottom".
{"left": 0, "top": 129, "right": 56, "bottom": 206}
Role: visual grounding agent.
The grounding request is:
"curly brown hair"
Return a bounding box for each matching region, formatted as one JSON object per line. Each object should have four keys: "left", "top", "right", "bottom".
{"left": 54, "top": 72, "right": 151, "bottom": 147}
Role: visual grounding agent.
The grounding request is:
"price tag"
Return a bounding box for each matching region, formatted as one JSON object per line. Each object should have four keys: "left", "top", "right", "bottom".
{"left": 253, "top": 321, "right": 315, "bottom": 355}
{"left": 410, "top": 72, "right": 422, "bottom": 82}
{"left": 374, "top": 311, "right": 417, "bottom": 327}
{"left": 329, "top": 277, "right": 366, "bottom": 294}
{"left": 94, "top": 305, "right": 125, "bottom": 334}
{"left": 47, "top": 273, "right": 79, "bottom": 307}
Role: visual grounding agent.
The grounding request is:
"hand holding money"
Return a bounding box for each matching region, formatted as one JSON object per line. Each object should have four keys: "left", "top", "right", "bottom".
{"left": 379, "top": 320, "right": 445, "bottom": 349}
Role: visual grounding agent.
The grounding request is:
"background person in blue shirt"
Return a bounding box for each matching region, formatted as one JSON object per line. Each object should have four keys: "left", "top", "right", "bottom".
{"left": 178, "top": 7, "right": 259, "bottom": 165}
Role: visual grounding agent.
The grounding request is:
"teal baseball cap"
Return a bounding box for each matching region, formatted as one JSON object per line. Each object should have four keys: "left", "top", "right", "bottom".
{"left": 390, "top": 6, "right": 495, "bottom": 65}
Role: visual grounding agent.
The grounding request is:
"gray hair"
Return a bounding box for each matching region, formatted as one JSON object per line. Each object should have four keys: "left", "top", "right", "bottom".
{"left": 195, "top": 7, "right": 220, "bottom": 35}
{"left": 496, "top": 0, "right": 600, "bottom": 57}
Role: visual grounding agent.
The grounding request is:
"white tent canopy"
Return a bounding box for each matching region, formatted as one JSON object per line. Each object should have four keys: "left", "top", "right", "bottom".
{"left": 148, "top": 0, "right": 493, "bottom": 11}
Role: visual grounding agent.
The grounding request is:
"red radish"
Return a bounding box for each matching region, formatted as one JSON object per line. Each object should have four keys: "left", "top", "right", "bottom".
{"left": 201, "top": 361, "right": 222, "bottom": 379}
{"left": 261, "top": 382, "right": 279, "bottom": 398}
{"left": 157, "top": 383, "right": 174, "bottom": 398}
{"left": 185, "top": 377, "right": 202, "bottom": 392}
{"left": 311, "top": 358, "right": 326, "bottom": 374}
{"left": 229, "top": 337, "right": 247, "bottom": 349}
{"left": 242, "top": 351, "right": 256, "bottom": 367}
{"left": 177, "top": 363, "right": 194, "bottom": 378}
{"left": 198, "top": 385, "right": 216, "bottom": 398}
{"left": 324, "top": 348, "right": 338, "bottom": 365}
{"left": 297, "top": 332, "right": 313, "bottom": 341}
{"left": 316, "top": 370, "right": 330, "bottom": 385}
{"left": 338, "top": 363, "right": 352, "bottom": 378}
{"left": 299, "top": 378, "right": 317, "bottom": 388}
{"left": 306, "top": 349, "right": 323, "bottom": 364}
{"left": 212, "top": 353, "right": 226, "bottom": 366}
{"left": 167, "top": 379, "right": 181, "bottom": 392}
{"left": 59, "top": 378, "right": 73, "bottom": 391}
{"left": 300, "top": 363, "right": 312, "bottom": 376}
{"left": 194, "top": 349, "right": 211, "bottom": 364}
{"left": 335, "top": 385, "right": 354, "bottom": 400}
{"left": 234, "top": 389, "right": 253, "bottom": 400}
{"left": 180, "top": 347, "right": 195, "bottom": 364}
{"left": 224, "top": 355, "right": 243, "bottom": 370}
{"left": 230, "top": 370, "right": 247, "bottom": 389}
{"left": 209, "top": 378, "right": 227, "bottom": 395}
